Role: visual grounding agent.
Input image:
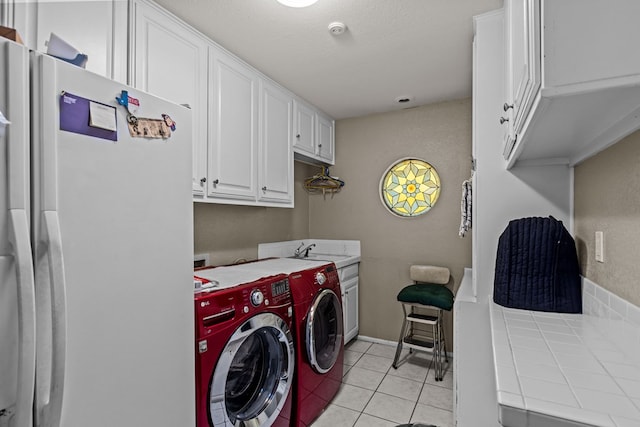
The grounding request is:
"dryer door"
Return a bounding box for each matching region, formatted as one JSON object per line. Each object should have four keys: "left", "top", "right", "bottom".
{"left": 305, "top": 289, "right": 344, "bottom": 374}
{"left": 209, "top": 312, "right": 294, "bottom": 426}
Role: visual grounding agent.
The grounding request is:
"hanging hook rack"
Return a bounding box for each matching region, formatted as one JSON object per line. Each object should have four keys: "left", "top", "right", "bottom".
{"left": 303, "top": 166, "right": 345, "bottom": 196}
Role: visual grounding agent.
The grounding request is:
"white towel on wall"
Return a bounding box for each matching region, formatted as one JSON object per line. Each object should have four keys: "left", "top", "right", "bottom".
{"left": 459, "top": 179, "right": 472, "bottom": 237}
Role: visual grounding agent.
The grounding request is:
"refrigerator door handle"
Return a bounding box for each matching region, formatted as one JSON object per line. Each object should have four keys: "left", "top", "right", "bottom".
{"left": 7, "top": 209, "right": 36, "bottom": 427}
{"left": 36, "top": 211, "right": 67, "bottom": 427}
{"left": 4, "top": 38, "right": 35, "bottom": 427}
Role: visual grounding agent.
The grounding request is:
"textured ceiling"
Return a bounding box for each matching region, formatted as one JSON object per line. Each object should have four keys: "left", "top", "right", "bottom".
{"left": 154, "top": 0, "right": 503, "bottom": 119}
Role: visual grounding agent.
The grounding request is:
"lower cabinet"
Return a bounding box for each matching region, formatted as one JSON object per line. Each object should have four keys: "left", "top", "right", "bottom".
{"left": 343, "top": 278, "right": 359, "bottom": 344}
{"left": 339, "top": 263, "right": 359, "bottom": 344}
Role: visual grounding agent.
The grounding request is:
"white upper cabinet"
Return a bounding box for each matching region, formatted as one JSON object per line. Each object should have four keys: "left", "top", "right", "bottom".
{"left": 5, "top": 0, "right": 330, "bottom": 207}
{"left": 502, "top": 0, "right": 540, "bottom": 158}
{"left": 259, "top": 79, "right": 294, "bottom": 205}
{"left": 293, "top": 100, "right": 316, "bottom": 155}
{"left": 4, "top": 0, "right": 127, "bottom": 83}
{"left": 207, "top": 46, "right": 258, "bottom": 202}
{"left": 293, "top": 99, "right": 335, "bottom": 166}
{"left": 130, "top": 0, "right": 208, "bottom": 195}
{"left": 316, "top": 112, "right": 335, "bottom": 165}
{"left": 502, "top": 0, "right": 640, "bottom": 168}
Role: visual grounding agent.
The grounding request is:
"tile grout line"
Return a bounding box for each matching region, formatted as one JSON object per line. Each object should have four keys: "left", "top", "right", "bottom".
{"left": 353, "top": 342, "right": 389, "bottom": 426}
{"left": 407, "top": 356, "right": 433, "bottom": 424}
{"left": 345, "top": 342, "right": 408, "bottom": 426}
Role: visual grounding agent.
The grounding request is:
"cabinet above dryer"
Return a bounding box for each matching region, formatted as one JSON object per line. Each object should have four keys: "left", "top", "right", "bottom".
{"left": 501, "top": 0, "right": 640, "bottom": 168}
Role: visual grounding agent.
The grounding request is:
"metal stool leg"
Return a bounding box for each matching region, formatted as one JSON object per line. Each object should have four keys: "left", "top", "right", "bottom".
{"left": 441, "top": 314, "right": 449, "bottom": 364}
{"left": 392, "top": 304, "right": 409, "bottom": 369}
{"left": 434, "top": 309, "right": 442, "bottom": 381}
{"left": 394, "top": 301, "right": 450, "bottom": 379}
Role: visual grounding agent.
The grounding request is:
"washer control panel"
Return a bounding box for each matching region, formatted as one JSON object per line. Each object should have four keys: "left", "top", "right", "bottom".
{"left": 250, "top": 289, "right": 264, "bottom": 307}
{"left": 315, "top": 264, "right": 339, "bottom": 288}
{"left": 194, "top": 273, "right": 291, "bottom": 340}
{"left": 315, "top": 271, "right": 327, "bottom": 286}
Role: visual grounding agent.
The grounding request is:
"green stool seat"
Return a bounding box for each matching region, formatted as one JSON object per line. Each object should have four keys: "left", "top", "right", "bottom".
{"left": 397, "top": 284, "right": 454, "bottom": 311}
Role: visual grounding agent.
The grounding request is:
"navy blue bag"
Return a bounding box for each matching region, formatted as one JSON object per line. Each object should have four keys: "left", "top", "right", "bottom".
{"left": 493, "top": 216, "right": 582, "bottom": 313}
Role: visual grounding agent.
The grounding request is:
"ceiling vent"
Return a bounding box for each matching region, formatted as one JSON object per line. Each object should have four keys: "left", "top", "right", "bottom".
{"left": 395, "top": 96, "right": 413, "bottom": 104}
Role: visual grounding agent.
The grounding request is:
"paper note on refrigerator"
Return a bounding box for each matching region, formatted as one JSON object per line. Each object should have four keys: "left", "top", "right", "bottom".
{"left": 59, "top": 92, "right": 117, "bottom": 141}
{"left": 89, "top": 101, "right": 117, "bottom": 131}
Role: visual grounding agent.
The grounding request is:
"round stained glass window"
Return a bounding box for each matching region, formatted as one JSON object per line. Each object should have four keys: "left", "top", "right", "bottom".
{"left": 380, "top": 158, "right": 441, "bottom": 217}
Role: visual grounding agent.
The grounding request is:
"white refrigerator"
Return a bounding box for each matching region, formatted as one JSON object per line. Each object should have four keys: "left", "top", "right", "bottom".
{"left": 0, "top": 38, "right": 195, "bottom": 427}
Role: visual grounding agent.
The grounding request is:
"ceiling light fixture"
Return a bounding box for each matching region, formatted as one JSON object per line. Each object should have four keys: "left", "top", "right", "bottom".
{"left": 276, "top": 0, "right": 318, "bottom": 7}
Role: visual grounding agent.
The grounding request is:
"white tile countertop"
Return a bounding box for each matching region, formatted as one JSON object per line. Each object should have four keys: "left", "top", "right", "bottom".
{"left": 489, "top": 292, "right": 640, "bottom": 427}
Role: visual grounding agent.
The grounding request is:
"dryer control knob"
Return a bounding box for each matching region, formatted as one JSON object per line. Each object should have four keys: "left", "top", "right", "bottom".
{"left": 250, "top": 289, "right": 264, "bottom": 307}
{"left": 315, "top": 271, "right": 327, "bottom": 285}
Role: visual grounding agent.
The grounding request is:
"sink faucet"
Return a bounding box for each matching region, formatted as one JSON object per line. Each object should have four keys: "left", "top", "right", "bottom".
{"left": 294, "top": 242, "right": 316, "bottom": 258}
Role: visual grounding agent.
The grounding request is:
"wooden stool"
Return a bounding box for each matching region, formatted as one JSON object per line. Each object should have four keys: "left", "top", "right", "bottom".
{"left": 392, "top": 265, "right": 453, "bottom": 381}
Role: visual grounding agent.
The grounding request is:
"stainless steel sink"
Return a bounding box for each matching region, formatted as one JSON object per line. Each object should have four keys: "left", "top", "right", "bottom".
{"left": 288, "top": 254, "right": 349, "bottom": 261}
{"left": 302, "top": 254, "right": 350, "bottom": 262}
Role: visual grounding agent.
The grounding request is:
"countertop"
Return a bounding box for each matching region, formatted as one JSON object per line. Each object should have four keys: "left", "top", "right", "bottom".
{"left": 490, "top": 301, "right": 640, "bottom": 427}
{"left": 258, "top": 239, "right": 361, "bottom": 269}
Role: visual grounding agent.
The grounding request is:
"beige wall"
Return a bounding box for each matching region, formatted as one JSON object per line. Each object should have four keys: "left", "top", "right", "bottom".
{"left": 194, "top": 162, "right": 313, "bottom": 266}
{"left": 574, "top": 130, "right": 640, "bottom": 307}
{"left": 309, "top": 100, "right": 473, "bottom": 342}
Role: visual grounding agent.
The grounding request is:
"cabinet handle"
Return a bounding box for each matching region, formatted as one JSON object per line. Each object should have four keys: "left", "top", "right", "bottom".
{"left": 213, "top": 179, "right": 219, "bottom": 185}
{"left": 318, "top": 143, "right": 322, "bottom": 148}
{"left": 200, "top": 177, "right": 207, "bottom": 184}
{"left": 296, "top": 134, "right": 300, "bottom": 139}
{"left": 503, "top": 103, "right": 514, "bottom": 112}
{"left": 262, "top": 186, "right": 267, "bottom": 192}
{"left": 499, "top": 117, "right": 509, "bottom": 124}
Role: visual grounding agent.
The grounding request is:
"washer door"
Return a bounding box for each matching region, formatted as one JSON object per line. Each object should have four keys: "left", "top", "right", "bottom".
{"left": 209, "top": 312, "right": 294, "bottom": 426}
{"left": 306, "top": 289, "right": 343, "bottom": 374}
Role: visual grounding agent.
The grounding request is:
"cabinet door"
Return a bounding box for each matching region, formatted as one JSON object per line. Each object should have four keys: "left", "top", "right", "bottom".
{"left": 5, "top": 0, "right": 127, "bottom": 83}
{"left": 505, "top": 0, "right": 540, "bottom": 140}
{"left": 293, "top": 100, "right": 315, "bottom": 155}
{"left": 259, "top": 80, "right": 293, "bottom": 205}
{"left": 343, "top": 278, "right": 359, "bottom": 343}
{"left": 208, "top": 47, "right": 258, "bottom": 201}
{"left": 316, "top": 113, "right": 335, "bottom": 165}
{"left": 131, "top": 0, "right": 208, "bottom": 195}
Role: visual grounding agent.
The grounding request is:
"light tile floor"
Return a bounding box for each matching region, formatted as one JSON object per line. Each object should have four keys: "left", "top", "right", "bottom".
{"left": 311, "top": 339, "right": 454, "bottom": 427}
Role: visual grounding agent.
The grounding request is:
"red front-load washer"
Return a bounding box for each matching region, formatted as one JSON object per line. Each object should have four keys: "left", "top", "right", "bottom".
{"left": 288, "top": 263, "right": 344, "bottom": 427}
{"left": 194, "top": 270, "right": 295, "bottom": 427}
{"left": 202, "top": 258, "right": 345, "bottom": 427}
